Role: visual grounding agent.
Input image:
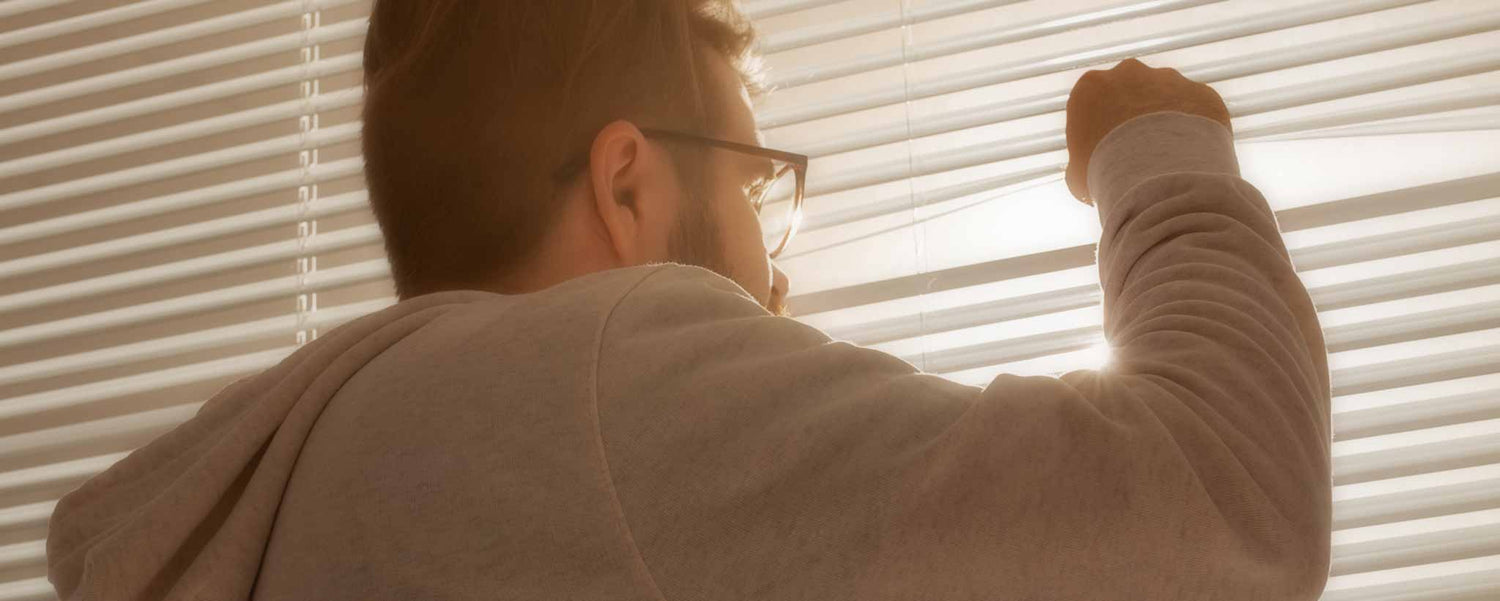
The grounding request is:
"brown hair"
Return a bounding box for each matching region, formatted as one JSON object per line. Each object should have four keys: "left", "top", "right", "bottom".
{"left": 362, "top": 0, "right": 766, "bottom": 300}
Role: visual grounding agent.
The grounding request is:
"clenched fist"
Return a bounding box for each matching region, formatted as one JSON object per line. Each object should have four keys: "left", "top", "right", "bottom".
{"left": 1065, "top": 58, "right": 1233, "bottom": 204}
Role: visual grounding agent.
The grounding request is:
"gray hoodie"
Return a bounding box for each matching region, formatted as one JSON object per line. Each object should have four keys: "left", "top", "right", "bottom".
{"left": 46, "top": 111, "right": 1331, "bottom": 600}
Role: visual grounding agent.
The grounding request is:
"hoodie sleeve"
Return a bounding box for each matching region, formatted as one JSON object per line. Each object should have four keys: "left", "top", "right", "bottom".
{"left": 592, "top": 111, "right": 1331, "bottom": 601}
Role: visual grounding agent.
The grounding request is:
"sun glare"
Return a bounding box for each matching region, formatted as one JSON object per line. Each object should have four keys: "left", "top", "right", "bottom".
{"left": 1082, "top": 341, "right": 1114, "bottom": 370}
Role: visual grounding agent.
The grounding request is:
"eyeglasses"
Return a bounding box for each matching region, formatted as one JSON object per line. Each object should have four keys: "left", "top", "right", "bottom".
{"left": 552, "top": 127, "right": 809, "bottom": 259}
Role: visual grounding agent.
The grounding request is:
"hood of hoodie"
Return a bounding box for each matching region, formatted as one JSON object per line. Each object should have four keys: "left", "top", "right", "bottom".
{"left": 44, "top": 289, "right": 499, "bottom": 601}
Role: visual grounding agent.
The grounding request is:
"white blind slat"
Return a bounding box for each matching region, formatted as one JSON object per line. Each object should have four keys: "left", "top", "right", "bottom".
{"left": 0, "top": 296, "right": 390, "bottom": 388}
{"left": 758, "top": 0, "right": 1434, "bottom": 128}
{"left": 770, "top": 0, "right": 1221, "bottom": 88}
{"left": 790, "top": 8, "right": 1500, "bottom": 159}
{"left": 0, "top": 85, "right": 363, "bottom": 179}
{"left": 0, "top": 51, "right": 361, "bottom": 147}
{"left": 0, "top": 118, "right": 361, "bottom": 213}
{"left": 741, "top": 0, "right": 846, "bottom": 21}
{"left": 1257, "top": 109, "right": 1500, "bottom": 140}
{"left": 0, "top": 0, "right": 360, "bottom": 83}
{"left": 0, "top": 18, "right": 365, "bottom": 115}
{"left": 0, "top": 259, "right": 388, "bottom": 350}
{"left": 796, "top": 48, "right": 1499, "bottom": 200}
{"left": 759, "top": 0, "right": 1028, "bottom": 54}
{"left": 0, "top": 220, "right": 378, "bottom": 317}
{"left": 0, "top": 190, "right": 367, "bottom": 282}
{"left": 0, "top": 502, "right": 54, "bottom": 534}
{"left": 0, "top": 351, "right": 291, "bottom": 427}
{"left": 0, "top": 156, "right": 364, "bottom": 247}
{"left": 0, "top": 0, "right": 212, "bottom": 50}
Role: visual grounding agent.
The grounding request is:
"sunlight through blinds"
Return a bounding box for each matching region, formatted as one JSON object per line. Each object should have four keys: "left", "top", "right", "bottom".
{"left": 754, "top": 1, "right": 1500, "bottom": 599}
{"left": 0, "top": 0, "right": 1497, "bottom": 599}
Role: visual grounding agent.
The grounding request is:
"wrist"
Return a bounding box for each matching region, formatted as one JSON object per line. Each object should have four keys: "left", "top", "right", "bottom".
{"left": 1086, "top": 111, "right": 1240, "bottom": 220}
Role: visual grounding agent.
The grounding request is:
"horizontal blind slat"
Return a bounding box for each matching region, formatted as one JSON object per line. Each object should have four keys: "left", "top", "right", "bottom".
{"left": 0, "top": 351, "right": 291, "bottom": 425}
{"left": 904, "top": 297, "right": 1500, "bottom": 374}
{"left": 0, "top": 403, "right": 203, "bottom": 468}
{"left": 0, "top": 156, "right": 364, "bottom": 247}
{"left": 0, "top": 297, "right": 391, "bottom": 387}
{"left": 0, "top": 576, "right": 53, "bottom": 601}
{"left": 789, "top": 171, "right": 1500, "bottom": 315}
{"left": 0, "top": 189, "right": 368, "bottom": 282}
{"left": 759, "top": 0, "right": 1435, "bottom": 129}
{"left": 0, "top": 540, "right": 44, "bottom": 577}
{"left": 820, "top": 202, "right": 1499, "bottom": 345}
{"left": 1334, "top": 423, "right": 1500, "bottom": 485}
{"left": 0, "top": 0, "right": 361, "bottom": 83}
{"left": 1331, "top": 520, "right": 1500, "bottom": 576}
{"left": 0, "top": 18, "right": 365, "bottom": 115}
{"left": 770, "top": 0, "right": 1220, "bottom": 89}
{"left": 0, "top": 0, "right": 211, "bottom": 50}
{"left": 1254, "top": 110, "right": 1500, "bottom": 141}
{"left": 0, "top": 453, "right": 128, "bottom": 499}
{"left": 1321, "top": 565, "right": 1500, "bottom": 601}
{"left": 801, "top": 53, "right": 1499, "bottom": 200}
{"left": 792, "top": 8, "right": 1500, "bottom": 158}
{"left": 0, "top": 0, "right": 67, "bottom": 22}
{"left": 0, "top": 502, "right": 53, "bottom": 534}
{"left": 741, "top": 0, "right": 845, "bottom": 21}
{"left": 0, "top": 120, "right": 360, "bottom": 212}
{"left": 1313, "top": 258, "right": 1500, "bottom": 313}
{"left": 1336, "top": 474, "right": 1500, "bottom": 530}
{"left": 0, "top": 222, "right": 380, "bottom": 317}
{"left": 1332, "top": 344, "right": 1500, "bottom": 399}
{"left": 824, "top": 283, "right": 1101, "bottom": 345}
{"left": 0, "top": 259, "right": 389, "bottom": 350}
{"left": 1322, "top": 300, "right": 1500, "bottom": 353}
{"left": 1235, "top": 85, "right": 1500, "bottom": 142}
{"left": 0, "top": 86, "right": 363, "bottom": 179}
{"left": 759, "top": 0, "right": 1027, "bottom": 54}
{"left": 0, "top": 51, "right": 361, "bottom": 147}
{"left": 1337, "top": 388, "right": 1500, "bottom": 441}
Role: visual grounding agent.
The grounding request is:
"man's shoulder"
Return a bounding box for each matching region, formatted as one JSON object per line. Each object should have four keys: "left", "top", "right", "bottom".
{"left": 406, "top": 263, "right": 755, "bottom": 330}
{"left": 600, "top": 263, "right": 768, "bottom": 324}
{"left": 576, "top": 262, "right": 760, "bottom": 312}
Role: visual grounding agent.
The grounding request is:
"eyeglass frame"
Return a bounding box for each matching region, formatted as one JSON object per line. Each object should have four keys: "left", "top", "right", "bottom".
{"left": 551, "top": 127, "right": 809, "bottom": 259}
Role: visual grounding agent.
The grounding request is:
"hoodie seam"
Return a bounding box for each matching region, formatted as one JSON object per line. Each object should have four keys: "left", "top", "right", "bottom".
{"left": 589, "top": 265, "right": 674, "bottom": 601}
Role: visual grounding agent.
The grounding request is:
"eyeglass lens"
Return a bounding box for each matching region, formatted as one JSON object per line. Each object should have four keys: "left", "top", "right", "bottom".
{"left": 757, "top": 163, "right": 801, "bottom": 256}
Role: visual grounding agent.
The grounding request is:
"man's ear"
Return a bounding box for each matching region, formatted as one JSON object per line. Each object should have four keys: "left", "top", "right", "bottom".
{"left": 587, "top": 119, "right": 666, "bottom": 267}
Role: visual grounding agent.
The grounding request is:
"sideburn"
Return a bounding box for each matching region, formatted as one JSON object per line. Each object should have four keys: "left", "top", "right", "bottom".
{"left": 665, "top": 185, "right": 736, "bottom": 283}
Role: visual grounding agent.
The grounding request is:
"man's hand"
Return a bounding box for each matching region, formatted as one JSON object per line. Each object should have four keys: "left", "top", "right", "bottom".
{"left": 1065, "top": 58, "right": 1233, "bottom": 204}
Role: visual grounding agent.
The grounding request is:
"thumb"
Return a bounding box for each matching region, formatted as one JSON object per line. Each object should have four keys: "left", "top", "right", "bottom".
{"left": 1065, "top": 157, "right": 1092, "bottom": 205}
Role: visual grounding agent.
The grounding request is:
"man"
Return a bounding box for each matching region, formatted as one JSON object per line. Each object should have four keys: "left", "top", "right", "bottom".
{"left": 46, "top": 2, "right": 1331, "bottom": 600}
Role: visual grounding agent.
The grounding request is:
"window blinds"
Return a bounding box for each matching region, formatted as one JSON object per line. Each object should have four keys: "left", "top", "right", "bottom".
{"left": 0, "top": 0, "right": 1496, "bottom": 599}
{"left": 1, "top": 1, "right": 370, "bottom": 598}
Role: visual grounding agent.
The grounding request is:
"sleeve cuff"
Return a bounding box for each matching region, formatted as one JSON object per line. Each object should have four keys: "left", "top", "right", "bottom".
{"left": 1085, "top": 111, "right": 1240, "bottom": 219}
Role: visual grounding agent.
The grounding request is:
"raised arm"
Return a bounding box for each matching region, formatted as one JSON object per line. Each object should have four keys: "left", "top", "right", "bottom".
{"left": 591, "top": 60, "right": 1331, "bottom": 601}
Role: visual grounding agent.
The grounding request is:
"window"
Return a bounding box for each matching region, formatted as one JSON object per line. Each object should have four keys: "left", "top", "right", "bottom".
{"left": 2, "top": 0, "right": 1497, "bottom": 598}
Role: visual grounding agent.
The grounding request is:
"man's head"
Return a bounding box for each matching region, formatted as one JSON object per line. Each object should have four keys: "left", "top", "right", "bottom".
{"left": 362, "top": 0, "right": 790, "bottom": 315}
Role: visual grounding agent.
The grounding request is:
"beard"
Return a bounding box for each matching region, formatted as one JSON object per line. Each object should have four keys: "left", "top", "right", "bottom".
{"left": 666, "top": 193, "right": 790, "bottom": 317}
